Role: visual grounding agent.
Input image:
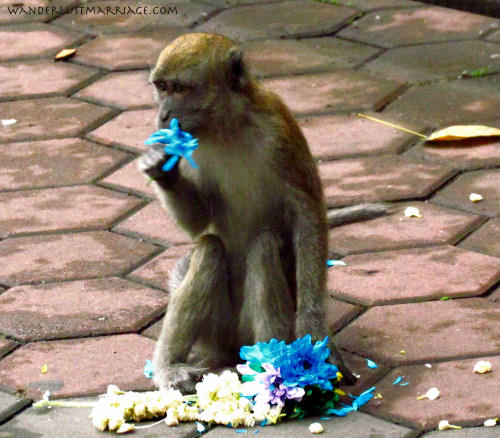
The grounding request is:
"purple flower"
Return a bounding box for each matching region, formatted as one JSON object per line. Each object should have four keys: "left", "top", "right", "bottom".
{"left": 254, "top": 364, "right": 305, "bottom": 407}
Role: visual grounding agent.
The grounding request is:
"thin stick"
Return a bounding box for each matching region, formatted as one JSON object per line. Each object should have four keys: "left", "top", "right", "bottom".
{"left": 357, "top": 113, "right": 427, "bottom": 139}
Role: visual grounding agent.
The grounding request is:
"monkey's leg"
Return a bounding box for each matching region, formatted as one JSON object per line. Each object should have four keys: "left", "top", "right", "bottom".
{"left": 153, "top": 234, "right": 232, "bottom": 392}
{"left": 241, "top": 232, "right": 295, "bottom": 344}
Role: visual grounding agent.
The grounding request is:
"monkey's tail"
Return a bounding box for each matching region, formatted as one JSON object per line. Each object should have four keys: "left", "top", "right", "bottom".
{"left": 327, "top": 203, "right": 392, "bottom": 227}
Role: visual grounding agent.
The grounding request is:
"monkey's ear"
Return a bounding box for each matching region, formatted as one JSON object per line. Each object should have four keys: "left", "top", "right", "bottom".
{"left": 228, "top": 48, "right": 249, "bottom": 90}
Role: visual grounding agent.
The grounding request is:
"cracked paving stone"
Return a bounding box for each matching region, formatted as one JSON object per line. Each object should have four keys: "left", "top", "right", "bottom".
{"left": 338, "top": 7, "right": 498, "bottom": 48}
{"left": 242, "top": 37, "right": 380, "bottom": 77}
{"left": 0, "top": 278, "right": 169, "bottom": 341}
{"left": 101, "top": 158, "right": 155, "bottom": 198}
{"left": 0, "top": 231, "right": 158, "bottom": 285}
{"left": 0, "top": 399, "right": 197, "bottom": 437}
{"left": 128, "top": 244, "right": 194, "bottom": 291}
{"left": 53, "top": 0, "right": 213, "bottom": 34}
{"left": 384, "top": 76, "right": 500, "bottom": 126}
{"left": 363, "top": 40, "right": 500, "bottom": 83}
{"left": 363, "top": 356, "right": 500, "bottom": 430}
{"left": 0, "top": 97, "right": 115, "bottom": 143}
{"left": 320, "top": 155, "right": 455, "bottom": 207}
{"left": 0, "top": 60, "right": 98, "bottom": 100}
{"left": 0, "top": 334, "right": 155, "bottom": 399}
{"left": 196, "top": 0, "right": 356, "bottom": 42}
{"left": 0, "top": 23, "right": 84, "bottom": 61}
{"left": 327, "top": 245, "right": 500, "bottom": 305}
{"left": 0, "top": 138, "right": 130, "bottom": 191}
{"left": 114, "top": 202, "right": 190, "bottom": 246}
{"left": 460, "top": 218, "right": 500, "bottom": 258}
{"left": 329, "top": 202, "right": 483, "bottom": 256}
{"left": 87, "top": 108, "right": 156, "bottom": 152}
{"left": 0, "top": 186, "right": 143, "bottom": 237}
{"left": 263, "top": 70, "right": 402, "bottom": 115}
{"left": 335, "top": 298, "right": 500, "bottom": 365}
{"left": 433, "top": 169, "right": 500, "bottom": 218}
{"left": 74, "top": 28, "right": 183, "bottom": 70}
{"left": 300, "top": 113, "right": 424, "bottom": 160}
{"left": 75, "top": 71, "right": 154, "bottom": 110}
{"left": 0, "top": 391, "right": 30, "bottom": 424}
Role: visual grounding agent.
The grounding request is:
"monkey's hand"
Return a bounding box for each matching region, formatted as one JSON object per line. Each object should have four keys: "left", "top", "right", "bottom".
{"left": 153, "top": 363, "right": 208, "bottom": 394}
{"left": 138, "top": 145, "right": 179, "bottom": 183}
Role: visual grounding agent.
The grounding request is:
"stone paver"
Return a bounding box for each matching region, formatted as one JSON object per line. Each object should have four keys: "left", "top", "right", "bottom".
{"left": 0, "top": 186, "right": 142, "bottom": 237}
{"left": 0, "top": 278, "right": 169, "bottom": 341}
{"left": 74, "top": 29, "right": 183, "bottom": 70}
{"left": 0, "top": 0, "right": 77, "bottom": 24}
{"left": 75, "top": 71, "right": 154, "bottom": 110}
{"left": 0, "top": 231, "right": 158, "bottom": 285}
{"left": 325, "top": 296, "right": 363, "bottom": 334}
{"left": 340, "top": 0, "right": 422, "bottom": 8}
{"left": 338, "top": 7, "right": 498, "bottom": 48}
{"left": 0, "top": 97, "right": 115, "bottom": 143}
{"left": 487, "top": 29, "right": 500, "bottom": 41}
{"left": 364, "top": 357, "right": 500, "bottom": 430}
{"left": 100, "top": 158, "right": 155, "bottom": 198}
{"left": 341, "top": 351, "right": 390, "bottom": 390}
{"left": 0, "top": 334, "right": 155, "bottom": 399}
{"left": 0, "top": 400, "right": 197, "bottom": 438}
{"left": 433, "top": 169, "right": 500, "bottom": 218}
{"left": 0, "top": 138, "right": 130, "bottom": 191}
{"left": 53, "top": 0, "right": 214, "bottom": 34}
{"left": 422, "top": 427, "right": 500, "bottom": 438}
{"left": 196, "top": 1, "right": 357, "bottom": 41}
{"left": 320, "top": 156, "right": 455, "bottom": 207}
{"left": 460, "top": 218, "right": 500, "bottom": 258}
{"left": 87, "top": 108, "right": 156, "bottom": 152}
{"left": 0, "top": 392, "right": 30, "bottom": 424}
{"left": 363, "top": 40, "right": 500, "bottom": 83}
{"left": 242, "top": 37, "right": 380, "bottom": 77}
{"left": 335, "top": 298, "right": 500, "bottom": 365}
{"left": 0, "top": 23, "right": 84, "bottom": 61}
{"left": 114, "top": 201, "right": 190, "bottom": 246}
{"left": 490, "top": 286, "right": 500, "bottom": 302}
{"left": 0, "top": 60, "right": 98, "bottom": 100}
{"left": 384, "top": 76, "right": 500, "bottom": 126}
{"left": 329, "top": 202, "right": 483, "bottom": 256}
{"left": 263, "top": 70, "right": 402, "bottom": 115}
{"left": 0, "top": 339, "right": 16, "bottom": 358}
{"left": 299, "top": 113, "right": 424, "bottom": 160}
{"left": 328, "top": 245, "right": 500, "bottom": 305}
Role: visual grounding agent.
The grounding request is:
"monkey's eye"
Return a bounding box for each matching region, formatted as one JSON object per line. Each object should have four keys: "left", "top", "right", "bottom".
{"left": 171, "top": 82, "right": 185, "bottom": 93}
{"left": 153, "top": 81, "right": 168, "bottom": 92}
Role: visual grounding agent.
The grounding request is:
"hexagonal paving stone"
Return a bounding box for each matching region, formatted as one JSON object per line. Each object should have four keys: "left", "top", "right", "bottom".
{"left": 0, "top": 334, "right": 155, "bottom": 399}
{"left": 242, "top": 38, "right": 380, "bottom": 77}
{"left": 53, "top": 0, "right": 213, "bottom": 33}
{"left": 460, "top": 218, "right": 500, "bottom": 258}
{"left": 0, "top": 23, "right": 84, "bottom": 61}
{"left": 335, "top": 298, "right": 500, "bottom": 365}
{"left": 319, "top": 156, "right": 455, "bottom": 207}
{"left": 0, "top": 0, "right": 77, "bottom": 24}
{"left": 263, "top": 70, "right": 402, "bottom": 115}
{"left": 0, "top": 278, "right": 169, "bottom": 341}
{"left": 0, "top": 138, "right": 130, "bottom": 191}
{"left": 490, "top": 285, "right": 500, "bottom": 302}
{"left": 384, "top": 76, "right": 500, "bottom": 126}
{"left": 74, "top": 28, "right": 183, "bottom": 70}
{"left": 422, "top": 427, "right": 500, "bottom": 438}
{"left": 0, "top": 391, "right": 30, "bottom": 424}
{"left": 0, "top": 60, "right": 98, "bottom": 100}
{"left": 0, "top": 231, "right": 158, "bottom": 285}
{"left": 340, "top": 0, "right": 421, "bottom": 8}
{"left": 340, "top": 350, "right": 390, "bottom": 391}
{"left": 114, "top": 202, "right": 190, "bottom": 246}
{"left": 0, "top": 186, "right": 143, "bottom": 238}
{"left": 141, "top": 318, "right": 162, "bottom": 340}
{"left": 433, "top": 170, "right": 500, "bottom": 218}
{"left": 0, "top": 400, "right": 197, "bottom": 438}
{"left": 101, "top": 158, "right": 155, "bottom": 198}
{"left": 363, "top": 40, "right": 500, "bottom": 83}
{"left": 325, "top": 296, "right": 363, "bottom": 334}
{"left": 328, "top": 202, "right": 482, "bottom": 256}
{"left": 196, "top": 1, "right": 356, "bottom": 41}
{"left": 0, "top": 97, "right": 115, "bottom": 143}
{"left": 87, "top": 108, "right": 156, "bottom": 152}
{"left": 299, "top": 113, "right": 424, "bottom": 160}
{"left": 75, "top": 71, "right": 154, "bottom": 110}
{"left": 128, "top": 244, "right": 194, "bottom": 290}
{"left": 0, "top": 338, "right": 16, "bottom": 358}
{"left": 338, "top": 7, "right": 498, "bottom": 48}
{"left": 363, "top": 357, "right": 500, "bottom": 429}
{"left": 327, "top": 245, "right": 500, "bottom": 305}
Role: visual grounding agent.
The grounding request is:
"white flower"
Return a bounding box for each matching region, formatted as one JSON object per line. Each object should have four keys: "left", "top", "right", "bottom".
{"left": 165, "top": 408, "right": 179, "bottom": 426}
{"left": 116, "top": 423, "right": 135, "bottom": 434}
{"left": 404, "top": 207, "right": 422, "bottom": 218}
{"left": 438, "top": 420, "right": 461, "bottom": 430}
{"left": 484, "top": 418, "right": 497, "bottom": 427}
{"left": 473, "top": 360, "right": 492, "bottom": 374}
{"left": 417, "top": 387, "right": 440, "bottom": 401}
{"left": 252, "top": 402, "right": 271, "bottom": 422}
{"left": 308, "top": 422, "right": 324, "bottom": 434}
{"left": 469, "top": 193, "right": 483, "bottom": 203}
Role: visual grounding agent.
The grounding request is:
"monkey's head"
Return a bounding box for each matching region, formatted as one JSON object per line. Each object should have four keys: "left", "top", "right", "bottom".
{"left": 150, "top": 33, "right": 252, "bottom": 135}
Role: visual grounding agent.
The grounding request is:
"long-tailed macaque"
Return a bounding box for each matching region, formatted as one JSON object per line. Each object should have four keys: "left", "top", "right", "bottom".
{"left": 139, "top": 33, "right": 355, "bottom": 392}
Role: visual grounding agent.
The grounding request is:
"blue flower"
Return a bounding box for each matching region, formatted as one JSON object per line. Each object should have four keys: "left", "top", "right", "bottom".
{"left": 239, "top": 338, "right": 288, "bottom": 370}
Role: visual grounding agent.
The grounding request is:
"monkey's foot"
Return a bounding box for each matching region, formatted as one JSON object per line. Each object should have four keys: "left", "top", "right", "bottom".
{"left": 153, "top": 364, "right": 208, "bottom": 394}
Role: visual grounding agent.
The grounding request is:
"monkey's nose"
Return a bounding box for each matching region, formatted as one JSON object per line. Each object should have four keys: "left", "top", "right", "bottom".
{"left": 157, "top": 107, "right": 171, "bottom": 129}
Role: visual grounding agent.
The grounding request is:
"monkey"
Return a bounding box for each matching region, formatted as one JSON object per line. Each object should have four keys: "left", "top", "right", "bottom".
{"left": 138, "top": 33, "right": 357, "bottom": 392}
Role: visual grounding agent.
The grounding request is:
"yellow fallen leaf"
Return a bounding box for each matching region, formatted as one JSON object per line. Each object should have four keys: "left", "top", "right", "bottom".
{"left": 54, "top": 48, "right": 77, "bottom": 61}
{"left": 427, "top": 125, "right": 500, "bottom": 142}
{"left": 41, "top": 364, "right": 48, "bottom": 374}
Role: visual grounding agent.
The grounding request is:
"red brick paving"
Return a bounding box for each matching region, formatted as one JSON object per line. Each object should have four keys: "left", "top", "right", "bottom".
{"left": 0, "top": 1, "right": 499, "bottom": 436}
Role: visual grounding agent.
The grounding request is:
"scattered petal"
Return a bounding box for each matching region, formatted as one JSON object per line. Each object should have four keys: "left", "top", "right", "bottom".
{"left": 308, "top": 422, "right": 324, "bottom": 434}
{"left": 374, "top": 393, "right": 383, "bottom": 400}
{"left": 417, "top": 387, "right": 440, "bottom": 401}
{"left": 392, "top": 376, "right": 403, "bottom": 385}
{"left": 235, "top": 430, "right": 248, "bottom": 434}
{"left": 484, "top": 418, "right": 497, "bottom": 427}
{"left": 439, "top": 296, "right": 451, "bottom": 301}
{"left": 41, "top": 364, "right": 48, "bottom": 374}
{"left": 399, "top": 350, "right": 406, "bottom": 355}
{"left": 399, "top": 382, "right": 410, "bottom": 387}
{"left": 1, "top": 119, "right": 16, "bottom": 127}
{"left": 366, "top": 359, "right": 378, "bottom": 369}
{"left": 438, "top": 420, "right": 462, "bottom": 430}
{"left": 116, "top": 423, "right": 135, "bottom": 434}
{"left": 424, "top": 364, "right": 432, "bottom": 368}
{"left": 143, "top": 360, "right": 154, "bottom": 379}
{"left": 404, "top": 207, "right": 422, "bottom": 218}
{"left": 54, "top": 48, "right": 77, "bottom": 61}
{"left": 326, "top": 260, "right": 347, "bottom": 267}
{"left": 473, "top": 360, "right": 492, "bottom": 374}
{"left": 469, "top": 193, "right": 483, "bottom": 203}
{"left": 196, "top": 422, "right": 207, "bottom": 433}
{"left": 428, "top": 125, "right": 500, "bottom": 142}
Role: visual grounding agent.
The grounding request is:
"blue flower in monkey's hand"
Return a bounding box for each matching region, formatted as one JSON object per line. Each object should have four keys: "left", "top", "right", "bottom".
{"left": 144, "top": 118, "right": 199, "bottom": 171}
